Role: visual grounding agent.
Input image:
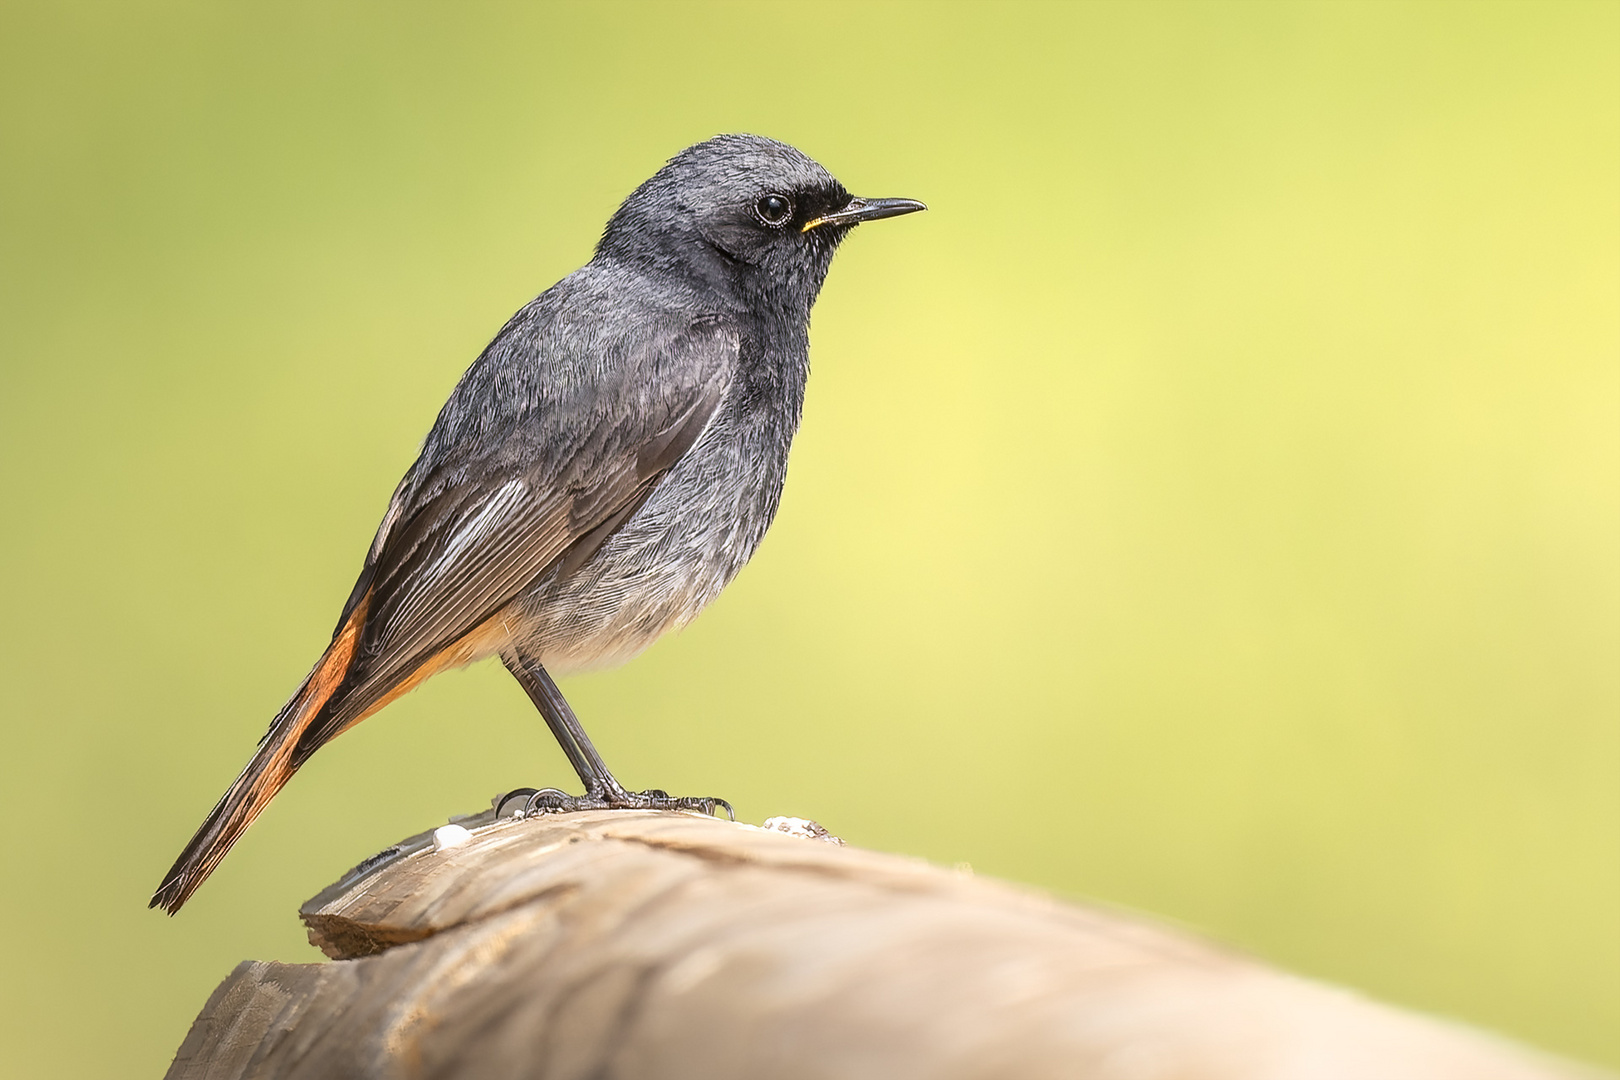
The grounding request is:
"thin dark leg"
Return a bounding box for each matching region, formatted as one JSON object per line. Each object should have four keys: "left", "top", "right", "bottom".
{"left": 497, "top": 646, "right": 733, "bottom": 821}
{"left": 501, "top": 648, "right": 626, "bottom": 797}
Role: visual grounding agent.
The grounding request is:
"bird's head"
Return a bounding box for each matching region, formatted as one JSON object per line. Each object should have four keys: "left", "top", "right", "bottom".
{"left": 595, "top": 134, "right": 925, "bottom": 318}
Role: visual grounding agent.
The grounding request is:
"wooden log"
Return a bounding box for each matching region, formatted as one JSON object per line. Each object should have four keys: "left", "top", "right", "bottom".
{"left": 165, "top": 808, "right": 1602, "bottom": 1080}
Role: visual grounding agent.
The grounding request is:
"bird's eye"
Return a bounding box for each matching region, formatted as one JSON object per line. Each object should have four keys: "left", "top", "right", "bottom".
{"left": 754, "top": 193, "right": 792, "bottom": 226}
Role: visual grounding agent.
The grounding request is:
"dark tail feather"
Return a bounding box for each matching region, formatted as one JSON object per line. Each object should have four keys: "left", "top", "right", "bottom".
{"left": 150, "top": 597, "right": 368, "bottom": 915}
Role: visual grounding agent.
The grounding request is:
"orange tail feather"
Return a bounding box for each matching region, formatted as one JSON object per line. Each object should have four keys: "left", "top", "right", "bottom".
{"left": 149, "top": 596, "right": 368, "bottom": 914}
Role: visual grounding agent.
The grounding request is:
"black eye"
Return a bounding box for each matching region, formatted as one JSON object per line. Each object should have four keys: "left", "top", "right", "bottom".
{"left": 754, "top": 193, "right": 792, "bottom": 226}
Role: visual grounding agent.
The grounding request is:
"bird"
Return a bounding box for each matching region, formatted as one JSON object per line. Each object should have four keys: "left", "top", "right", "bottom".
{"left": 150, "top": 133, "right": 925, "bottom": 914}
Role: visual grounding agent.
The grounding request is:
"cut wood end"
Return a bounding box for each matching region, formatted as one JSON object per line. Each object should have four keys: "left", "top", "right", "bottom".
{"left": 298, "top": 807, "right": 893, "bottom": 961}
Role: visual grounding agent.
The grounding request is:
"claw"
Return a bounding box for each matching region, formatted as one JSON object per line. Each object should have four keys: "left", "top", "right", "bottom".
{"left": 523, "top": 788, "right": 578, "bottom": 817}
{"left": 494, "top": 788, "right": 539, "bottom": 818}
{"left": 494, "top": 785, "right": 735, "bottom": 820}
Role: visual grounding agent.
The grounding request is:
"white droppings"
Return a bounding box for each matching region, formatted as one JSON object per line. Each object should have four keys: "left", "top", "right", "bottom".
{"left": 761, "top": 816, "right": 844, "bottom": 845}
{"left": 433, "top": 824, "right": 473, "bottom": 851}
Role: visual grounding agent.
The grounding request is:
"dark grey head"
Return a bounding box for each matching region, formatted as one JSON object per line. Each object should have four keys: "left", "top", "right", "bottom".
{"left": 595, "top": 134, "right": 925, "bottom": 318}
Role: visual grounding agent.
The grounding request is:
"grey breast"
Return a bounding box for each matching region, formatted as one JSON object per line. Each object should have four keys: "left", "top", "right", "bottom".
{"left": 508, "top": 304, "right": 802, "bottom": 674}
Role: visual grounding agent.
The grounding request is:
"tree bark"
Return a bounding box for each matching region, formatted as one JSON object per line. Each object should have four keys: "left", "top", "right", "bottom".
{"left": 165, "top": 808, "right": 1602, "bottom": 1080}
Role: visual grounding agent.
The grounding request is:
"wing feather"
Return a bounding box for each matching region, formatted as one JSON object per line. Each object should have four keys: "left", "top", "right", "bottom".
{"left": 293, "top": 314, "right": 736, "bottom": 759}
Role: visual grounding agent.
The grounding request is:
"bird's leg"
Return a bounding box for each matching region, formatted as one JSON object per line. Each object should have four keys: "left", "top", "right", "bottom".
{"left": 500, "top": 648, "right": 624, "bottom": 798}
{"left": 498, "top": 648, "right": 733, "bottom": 820}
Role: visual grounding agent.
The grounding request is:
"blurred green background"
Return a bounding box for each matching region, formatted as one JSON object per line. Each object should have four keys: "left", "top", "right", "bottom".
{"left": 1, "top": 1, "right": 1616, "bottom": 1075}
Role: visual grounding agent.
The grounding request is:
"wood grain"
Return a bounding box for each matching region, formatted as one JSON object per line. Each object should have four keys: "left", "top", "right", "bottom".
{"left": 165, "top": 809, "right": 1603, "bottom": 1080}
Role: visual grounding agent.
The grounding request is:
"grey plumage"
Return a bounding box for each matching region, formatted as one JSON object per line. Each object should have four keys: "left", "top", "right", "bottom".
{"left": 322, "top": 136, "right": 847, "bottom": 726}
{"left": 151, "top": 133, "right": 924, "bottom": 913}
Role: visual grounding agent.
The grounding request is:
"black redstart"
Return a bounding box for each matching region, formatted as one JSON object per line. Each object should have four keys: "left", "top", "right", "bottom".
{"left": 151, "top": 134, "right": 925, "bottom": 913}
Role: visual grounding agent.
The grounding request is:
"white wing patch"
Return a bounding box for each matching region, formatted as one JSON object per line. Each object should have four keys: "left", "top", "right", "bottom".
{"left": 379, "top": 477, "right": 532, "bottom": 640}
{"left": 432, "top": 477, "right": 528, "bottom": 576}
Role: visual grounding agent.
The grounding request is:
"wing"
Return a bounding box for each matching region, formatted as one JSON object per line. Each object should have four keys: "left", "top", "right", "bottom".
{"left": 294, "top": 312, "right": 737, "bottom": 759}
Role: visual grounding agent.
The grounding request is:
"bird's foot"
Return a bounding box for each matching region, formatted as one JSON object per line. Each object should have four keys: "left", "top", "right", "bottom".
{"left": 494, "top": 786, "right": 734, "bottom": 821}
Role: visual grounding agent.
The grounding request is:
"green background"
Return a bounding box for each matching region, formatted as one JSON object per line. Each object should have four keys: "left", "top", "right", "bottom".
{"left": 2, "top": 2, "right": 1616, "bottom": 1075}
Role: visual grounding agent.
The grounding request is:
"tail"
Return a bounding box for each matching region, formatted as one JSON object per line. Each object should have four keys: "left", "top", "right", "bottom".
{"left": 150, "top": 597, "right": 368, "bottom": 915}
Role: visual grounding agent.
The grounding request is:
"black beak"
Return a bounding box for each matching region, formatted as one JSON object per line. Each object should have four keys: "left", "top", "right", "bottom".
{"left": 802, "top": 196, "right": 927, "bottom": 233}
